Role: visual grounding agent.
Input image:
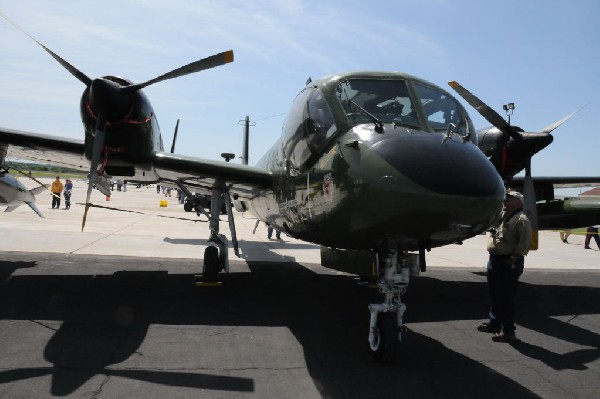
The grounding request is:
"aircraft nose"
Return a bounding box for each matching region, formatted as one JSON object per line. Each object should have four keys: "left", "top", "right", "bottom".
{"left": 348, "top": 131, "right": 506, "bottom": 248}
{"left": 369, "top": 133, "right": 503, "bottom": 198}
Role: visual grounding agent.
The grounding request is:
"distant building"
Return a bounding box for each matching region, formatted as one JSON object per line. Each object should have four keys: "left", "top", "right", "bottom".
{"left": 579, "top": 187, "right": 600, "bottom": 199}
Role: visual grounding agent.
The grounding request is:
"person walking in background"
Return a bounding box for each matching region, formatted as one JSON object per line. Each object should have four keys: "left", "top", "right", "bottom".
{"left": 560, "top": 230, "right": 571, "bottom": 244}
{"left": 51, "top": 176, "right": 63, "bottom": 209}
{"left": 267, "top": 224, "right": 281, "bottom": 240}
{"left": 63, "top": 178, "right": 73, "bottom": 210}
{"left": 584, "top": 225, "right": 600, "bottom": 250}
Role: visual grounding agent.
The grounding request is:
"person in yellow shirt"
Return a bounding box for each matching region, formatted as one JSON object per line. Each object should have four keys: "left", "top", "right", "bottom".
{"left": 51, "top": 176, "right": 63, "bottom": 209}
{"left": 478, "top": 190, "right": 531, "bottom": 343}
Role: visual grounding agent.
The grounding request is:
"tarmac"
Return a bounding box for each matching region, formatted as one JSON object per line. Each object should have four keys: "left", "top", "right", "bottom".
{"left": 0, "top": 178, "right": 599, "bottom": 398}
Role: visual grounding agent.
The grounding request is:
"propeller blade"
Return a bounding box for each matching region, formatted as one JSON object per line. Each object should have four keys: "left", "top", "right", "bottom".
{"left": 448, "top": 81, "right": 522, "bottom": 141}
{"left": 121, "top": 50, "right": 234, "bottom": 94}
{"left": 540, "top": 104, "right": 588, "bottom": 134}
{"left": 82, "top": 112, "right": 107, "bottom": 231}
{"left": 0, "top": 12, "right": 92, "bottom": 86}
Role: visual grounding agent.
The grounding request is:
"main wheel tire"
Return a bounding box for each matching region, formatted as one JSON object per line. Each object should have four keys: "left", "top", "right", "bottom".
{"left": 202, "top": 246, "right": 219, "bottom": 282}
{"left": 369, "top": 312, "right": 397, "bottom": 365}
{"left": 184, "top": 201, "right": 193, "bottom": 212}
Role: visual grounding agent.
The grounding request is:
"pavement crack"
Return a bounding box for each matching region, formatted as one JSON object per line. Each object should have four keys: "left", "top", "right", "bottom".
{"left": 29, "top": 319, "right": 58, "bottom": 331}
{"left": 566, "top": 314, "right": 579, "bottom": 323}
{"left": 71, "top": 214, "right": 152, "bottom": 254}
{"left": 90, "top": 374, "right": 111, "bottom": 399}
{"left": 207, "top": 327, "right": 236, "bottom": 338}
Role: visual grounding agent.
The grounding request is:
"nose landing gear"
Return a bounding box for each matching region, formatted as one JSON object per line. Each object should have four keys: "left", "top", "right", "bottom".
{"left": 368, "top": 248, "right": 419, "bottom": 364}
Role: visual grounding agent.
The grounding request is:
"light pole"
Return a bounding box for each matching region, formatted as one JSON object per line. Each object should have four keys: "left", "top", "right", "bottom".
{"left": 502, "top": 102, "right": 515, "bottom": 125}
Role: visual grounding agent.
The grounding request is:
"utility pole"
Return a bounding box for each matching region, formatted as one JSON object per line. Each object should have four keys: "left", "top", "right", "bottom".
{"left": 238, "top": 115, "right": 255, "bottom": 165}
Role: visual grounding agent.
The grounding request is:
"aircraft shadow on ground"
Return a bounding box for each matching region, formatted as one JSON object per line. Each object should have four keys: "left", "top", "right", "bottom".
{"left": 406, "top": 272, "right": 600, "bottom": 372}
{"left": 161, "top": 238, "right": 317, "bottom": 263}
{"left": 162, "top": 237, "right": 318, "bottom": 250}
{"left": 0, "top": 260, "right": 37, "bottom": 283}
{"left": 0, "top": 257, "right": 598, "bottom": 397}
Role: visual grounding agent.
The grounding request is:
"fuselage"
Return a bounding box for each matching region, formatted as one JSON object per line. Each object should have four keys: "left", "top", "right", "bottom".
{"left": 250, "top": 72, "right": 505, "bottom": 251}
{"left": 75, "top": 71, "right": 505, "bottom": 252}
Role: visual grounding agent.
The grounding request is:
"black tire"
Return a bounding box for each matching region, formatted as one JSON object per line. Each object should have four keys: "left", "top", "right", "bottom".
{"left": 202, "top": 246, "right": 219, "bottom": 282}
{"left": 183, "top": 201, "right": 193, "bottom": 212}
{"left": 369, "top": 312, "right": 397, "bottom": 365}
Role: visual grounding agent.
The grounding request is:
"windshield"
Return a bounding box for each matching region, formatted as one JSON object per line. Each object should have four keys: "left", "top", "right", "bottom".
{"left": 336, "top": 79, "right": 421, "bottom": 128}
{"left": 412, "top": 82, "right": 468, "bottom": 135}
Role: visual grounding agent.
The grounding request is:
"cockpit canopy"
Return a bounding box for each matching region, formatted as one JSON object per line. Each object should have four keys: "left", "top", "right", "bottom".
{"left": 281, "top": 72, "right": 474, "bottom": 172}
{"left": 337, "top": 77, "right": 472, "bottom": 134}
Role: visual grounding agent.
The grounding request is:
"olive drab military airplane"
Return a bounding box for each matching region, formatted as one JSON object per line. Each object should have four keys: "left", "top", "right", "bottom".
{"left": 2, "top": 13, "right": 600, "bottom": 365}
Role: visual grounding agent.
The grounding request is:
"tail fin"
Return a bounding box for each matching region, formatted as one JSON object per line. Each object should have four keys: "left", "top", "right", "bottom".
{"left": 31, "top": 185, "right": 48, "bottom": 196}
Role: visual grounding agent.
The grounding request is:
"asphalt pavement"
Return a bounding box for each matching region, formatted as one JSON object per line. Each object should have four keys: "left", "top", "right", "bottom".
{"left": 0, "top": 178, "right": 599, "bottom": 398}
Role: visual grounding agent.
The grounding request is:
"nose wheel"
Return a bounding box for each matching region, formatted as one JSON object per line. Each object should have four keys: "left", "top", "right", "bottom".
{"left": 368, "top": 311, "right": 397, "bottom": 365}
{"left": 367, "top": 248, "right": 417, "bottom": 365}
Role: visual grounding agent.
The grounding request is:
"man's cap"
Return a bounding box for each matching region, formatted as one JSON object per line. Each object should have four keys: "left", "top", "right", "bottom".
{"left": 506, "top": 189, "right": 524, "bottom": 206}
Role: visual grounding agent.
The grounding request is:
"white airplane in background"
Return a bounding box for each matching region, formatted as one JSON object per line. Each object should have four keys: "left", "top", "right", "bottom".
{"left": 0, "top": 167, "right": 47, "bottom": 217}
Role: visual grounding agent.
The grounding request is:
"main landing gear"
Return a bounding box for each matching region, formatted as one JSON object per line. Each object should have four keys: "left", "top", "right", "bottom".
{"left": 368, "top": 248, "right": 420, "bottom": 365}
{"left": 175, "top": 179, "right": 239, "bottom": 286}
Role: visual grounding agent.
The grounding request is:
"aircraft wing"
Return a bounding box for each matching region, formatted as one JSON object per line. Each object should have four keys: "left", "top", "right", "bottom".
{"left": 0, "top": 127, "right": 88, "bottom": 171}
{"left": 152, "top": 152, "right": 273, "bottom": 199}
{"left": 511, "top": 176, "right": 600, "bottom": 190}
{"left": 509, "top": 176, "right": 600, "bottom": 230}
{"left": 0, "top": 126, "right": 273, "bottom": 199}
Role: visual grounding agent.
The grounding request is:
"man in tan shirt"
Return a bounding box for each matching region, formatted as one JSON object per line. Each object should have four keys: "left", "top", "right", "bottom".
{"left": 478, "top": 190, "right": 531, "bottom": 342}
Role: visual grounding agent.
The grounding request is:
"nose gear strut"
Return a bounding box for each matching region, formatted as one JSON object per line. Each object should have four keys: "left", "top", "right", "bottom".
{"left": 368, "top": 248, "right": 420, "bottom": 364}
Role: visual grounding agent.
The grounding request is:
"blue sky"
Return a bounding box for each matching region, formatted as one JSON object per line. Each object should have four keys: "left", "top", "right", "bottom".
{"left": 1, "top": 0, "right": 598, "bottom": 193}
